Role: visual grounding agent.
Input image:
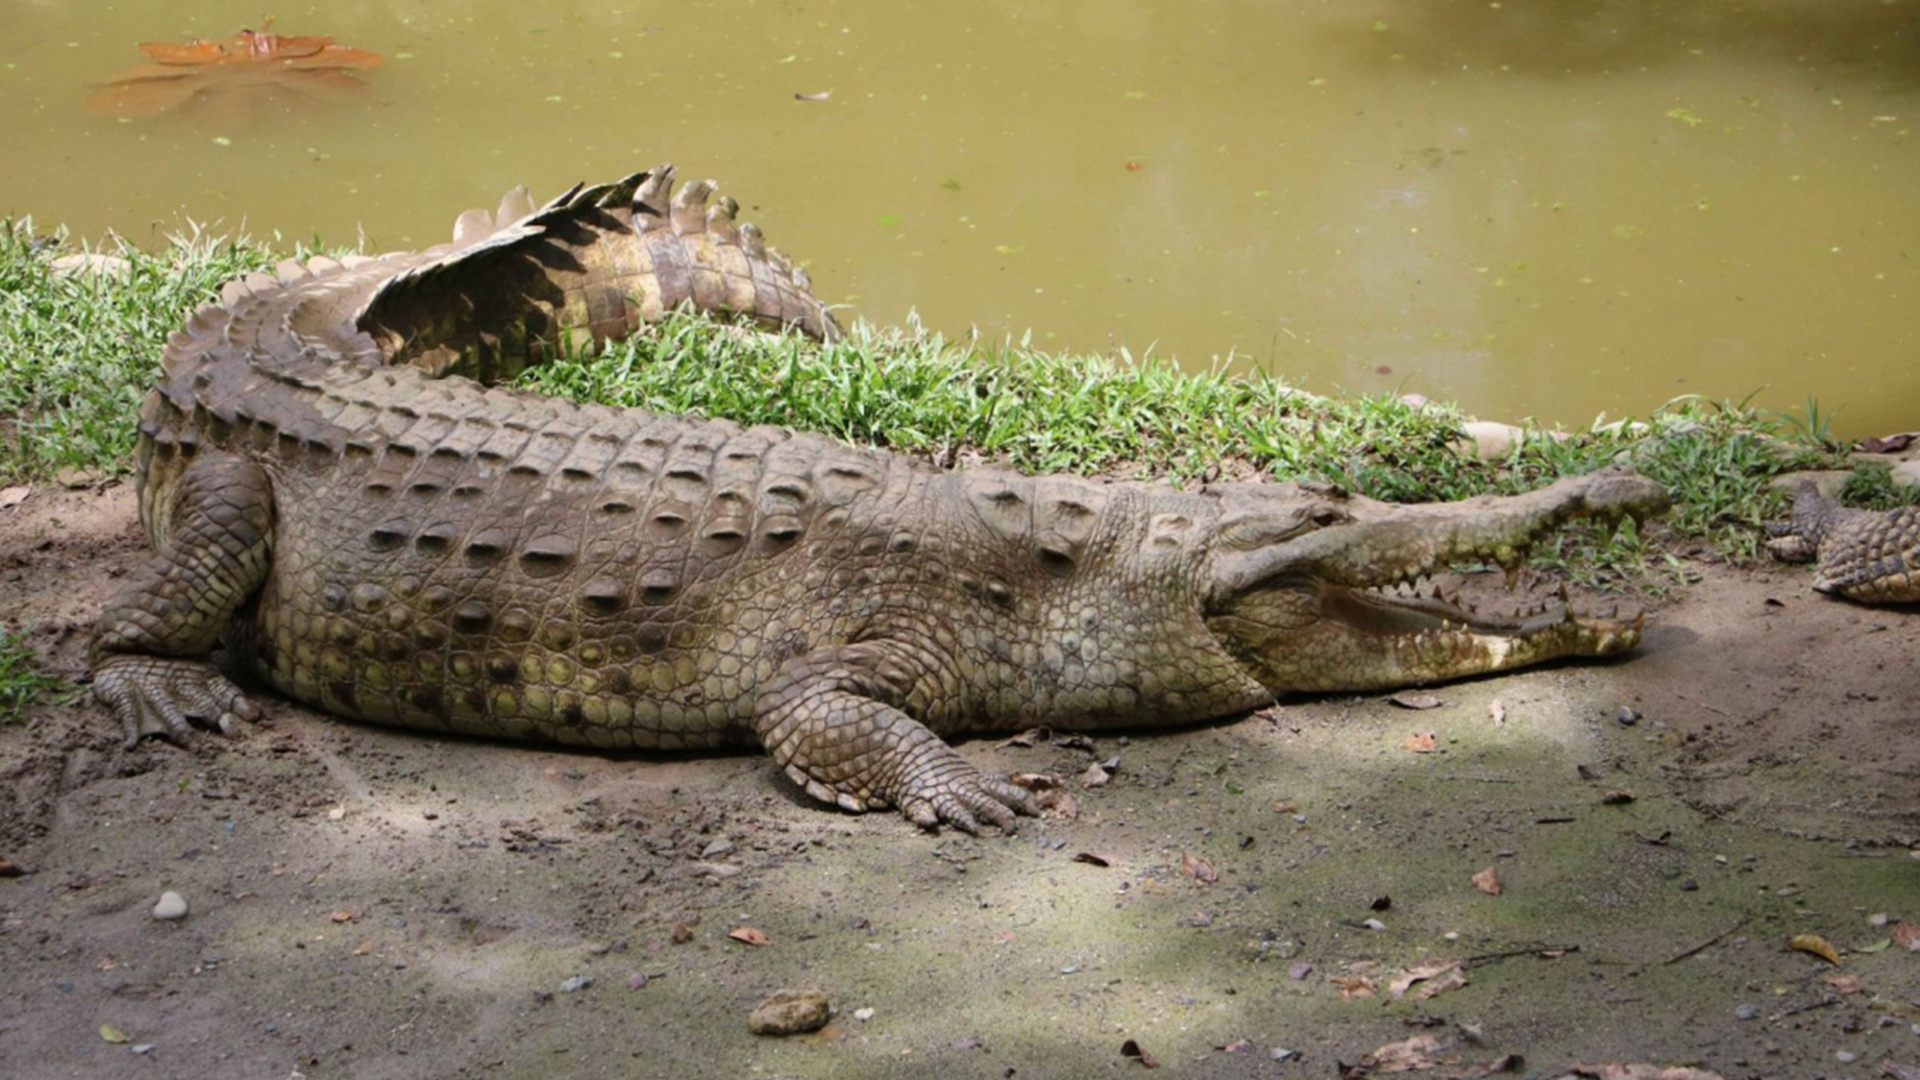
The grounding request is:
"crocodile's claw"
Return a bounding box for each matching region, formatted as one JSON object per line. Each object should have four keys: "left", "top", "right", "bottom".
{"left": 93, "top": 655, "right": 257, "bottom": 748}
{"left": 888, "top": 756, "right": 1035, "bottom": 835}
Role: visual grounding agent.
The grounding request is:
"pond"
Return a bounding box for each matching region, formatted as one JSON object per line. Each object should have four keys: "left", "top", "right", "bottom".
{"left": 3, "top": 0, "right": 1916, "bottom": 437}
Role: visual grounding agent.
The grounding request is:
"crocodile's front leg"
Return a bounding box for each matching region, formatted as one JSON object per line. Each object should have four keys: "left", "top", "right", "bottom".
{"left": 92, "top": 452, "right": 271, "bottom": 747}
{"left": 754, "top": 643, "right": 1035, "bottom": 834}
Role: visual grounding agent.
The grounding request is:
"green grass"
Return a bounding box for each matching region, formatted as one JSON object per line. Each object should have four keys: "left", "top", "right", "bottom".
{"left": 0, "top": 223, "right": 1878, "bottom": 580}
{"left": 0, "top": 630, "right": 70, "bottom": 723}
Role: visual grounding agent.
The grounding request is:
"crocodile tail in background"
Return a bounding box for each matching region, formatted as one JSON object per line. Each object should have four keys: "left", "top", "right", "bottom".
{"left": 350, "top": 163, "right": 841, "bottom": 384}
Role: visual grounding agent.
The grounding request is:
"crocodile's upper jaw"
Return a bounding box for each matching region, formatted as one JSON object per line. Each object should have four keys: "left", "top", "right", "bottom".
{"left": 1200, "top": 469, "right": 1667, "bottom": 693}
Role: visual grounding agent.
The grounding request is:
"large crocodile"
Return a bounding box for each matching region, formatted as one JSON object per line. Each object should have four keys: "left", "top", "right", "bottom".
{"left": 1767, "top": 481, "right": 1920, "bottom": 604}
{"left": 92, "top": 165, "right": 1670, "bottom": 832}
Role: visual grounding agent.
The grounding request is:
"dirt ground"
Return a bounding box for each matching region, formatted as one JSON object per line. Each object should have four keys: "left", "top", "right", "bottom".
{"left": 1, "top": 481, "right": 1916, "bottom": 1080}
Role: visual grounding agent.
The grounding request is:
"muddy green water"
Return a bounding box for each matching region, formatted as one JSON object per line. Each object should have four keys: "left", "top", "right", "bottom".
{"left": 3, "top": 1, "right": 1917, "bottom": 437}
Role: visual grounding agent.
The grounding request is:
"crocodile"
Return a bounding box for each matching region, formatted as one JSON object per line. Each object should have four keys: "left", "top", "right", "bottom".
{"left": 91, "top": 164, "right": 1671, "bottom": 832}
{"left": 1766, "top": 481, "right": 1920, "bottom": 604}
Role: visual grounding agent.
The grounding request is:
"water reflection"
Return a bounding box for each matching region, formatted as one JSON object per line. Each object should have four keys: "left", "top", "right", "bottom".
{"left": 0, "top": 0, "right": 1914, "bottom": 436}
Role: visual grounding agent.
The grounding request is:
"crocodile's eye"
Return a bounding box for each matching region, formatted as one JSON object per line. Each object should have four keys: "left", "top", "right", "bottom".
{"left": 1311, "top": 507, "right": 1348, "bottom": 527}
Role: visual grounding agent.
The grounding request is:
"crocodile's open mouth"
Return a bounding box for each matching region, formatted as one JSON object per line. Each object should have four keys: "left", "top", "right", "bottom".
{"left": 1200, "top": 470, "right": 1668, "bottom": 694}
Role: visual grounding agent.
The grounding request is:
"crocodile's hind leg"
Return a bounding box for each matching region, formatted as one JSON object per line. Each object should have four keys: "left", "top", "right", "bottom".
{"left": 753, "top": 643, "right": 1035, "bottom": 834}
{"left": 92, "top": 452, "right": 272, "bottom": 747}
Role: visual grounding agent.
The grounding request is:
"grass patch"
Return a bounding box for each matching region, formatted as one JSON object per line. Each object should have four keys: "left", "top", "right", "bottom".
{"left": 0, "top": 630, "right": 70, "bottom": 723}
{"left": 0, "top": 225, "right": 1871, "bottom": 580}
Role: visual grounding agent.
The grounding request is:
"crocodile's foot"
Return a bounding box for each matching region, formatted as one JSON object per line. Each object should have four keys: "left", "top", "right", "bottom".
{"left": 93, "top": 655, "right": 258, "bottom": 748}
{"left": 788, "top": 745, "right": 1035, "bottom": 835}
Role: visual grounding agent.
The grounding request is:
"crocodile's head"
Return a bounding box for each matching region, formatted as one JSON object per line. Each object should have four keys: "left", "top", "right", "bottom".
{"left": 1200, "top": 469, "right": 1670, "bottom": 692}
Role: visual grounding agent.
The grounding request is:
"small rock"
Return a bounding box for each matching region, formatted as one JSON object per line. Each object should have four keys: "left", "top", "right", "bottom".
{"left": 1678, "top": 879, "right": 1698, "bottom": 892}
{"left": 152, "top": 891, "right": 188, "bottom": 921}
{"left": 558, "top": 976, "right": 592, "bottom": 993}
{"left": 48, "top": 252, "right": 133, "bottom": 280}
{"left": 1615, "top": 707, "right": 1641, "bottom": 727}
{"left": 853, "top": 1007, "right": 875, "bottom": 1021}
{"left": 748, "top": 988, "right": 831, "bottom": 1036}
{"left": 1892, "top": 459, "right": 1920, "bottom": 489}
{"left": 1868, "top": 912, "right": 1889, "bottom": 927}
{"left": 1734, "top": 1003, "right": 1760, "bottom": 1020}
{"left": 1459, "top": 420, "right": 1527, "bottom": 461}
{"left": 1835, "top": 1050, "right": 1857, "bottom": 1064}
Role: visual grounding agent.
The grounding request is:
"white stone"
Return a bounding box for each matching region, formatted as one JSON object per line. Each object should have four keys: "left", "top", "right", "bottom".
{"left": 152, "top": 891, "right": 187, "bottom": 921}
{"left": 1459, "top": 421, "right": 1527, "bottom": 461}
{"left": 1891, "top": 459, "right": 1920, "bottom": 489}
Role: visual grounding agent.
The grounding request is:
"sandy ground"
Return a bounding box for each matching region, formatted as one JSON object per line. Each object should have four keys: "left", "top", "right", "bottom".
{"left": 1, "top": 481, "right": 1916, "bottom": 1080}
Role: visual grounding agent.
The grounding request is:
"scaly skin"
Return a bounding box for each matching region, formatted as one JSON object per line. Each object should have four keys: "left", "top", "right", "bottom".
{"left": 1767, "top": 481, "right": 1920, "bottom": 604}
{"left": 92, "top": 165, "right": 1672, "bottom": 833}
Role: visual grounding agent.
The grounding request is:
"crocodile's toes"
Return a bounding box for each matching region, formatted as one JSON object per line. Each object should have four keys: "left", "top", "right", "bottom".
{"left": 93, "top": 656, "right": 254, "bottom": 749}
{"left": 900, "top": 774, "right": 1033, "bottom": 835}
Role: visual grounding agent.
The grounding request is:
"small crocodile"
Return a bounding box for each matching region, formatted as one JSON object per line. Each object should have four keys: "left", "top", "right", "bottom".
{"left": 1767, "top": 481, "right": 1920, "bottom": 604}
{"left": 91, "top": 165, "right": 1670, "bottom": 832}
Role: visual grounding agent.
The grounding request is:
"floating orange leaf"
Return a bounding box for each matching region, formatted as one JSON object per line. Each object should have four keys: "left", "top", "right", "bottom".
{"left": 87, "top": 16, "right": 383, "bottom": 126}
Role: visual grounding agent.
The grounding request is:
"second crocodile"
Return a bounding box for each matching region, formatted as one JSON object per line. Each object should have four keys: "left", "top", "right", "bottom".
{"left": 91, "top": 165, "right": 1672, "bottom": 832}
{"left": 1768, "top": 481, "right": 1920, "bottom": 604}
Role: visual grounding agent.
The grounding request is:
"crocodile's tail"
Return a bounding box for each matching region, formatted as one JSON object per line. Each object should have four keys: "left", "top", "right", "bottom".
{"left": 348, "top": 164, "right": 840, "bottom": 384}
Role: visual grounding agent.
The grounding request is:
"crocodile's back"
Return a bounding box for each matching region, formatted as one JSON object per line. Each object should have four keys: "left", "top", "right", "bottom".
{"left": 237, "top": 364, "right": 918, "bottom": 749}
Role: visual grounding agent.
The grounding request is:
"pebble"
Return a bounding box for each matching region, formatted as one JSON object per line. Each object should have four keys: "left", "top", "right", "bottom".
{"left": 1835, "top": 1051, "right": 1858, "bottom": 1064}
{"left": 1459, "top": 420, "right": 1527, "bottom": 461}
{"left": 1362, "top": 918, "right": 1386, "bottom": 931}
{"left": 853, "top": 1007, "right": 875, "bottom": 1021}
{"left": 558, "top": 976, "right": 592, "bottom": 993}
{"left": 1734, "top": 1004, "right": 1760, "bottom": 1020}
{"left": 747, "top": 988, "right": 831, "bottom": 1036}
{"left": 131, "top": 1044, "right": 154, "bottom": 1055}
{"left": 1869, "top": 912, "right": 1890, "bottom": 927}
{"left": 152, "top": 891, "right": 188, "bottom": 921}
{"left": 1615, "top": 707, "right": 1641, "bottom": 727}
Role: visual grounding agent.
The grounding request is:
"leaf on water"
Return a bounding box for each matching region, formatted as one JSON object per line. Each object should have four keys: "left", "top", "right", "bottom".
{"left": 1390, "top": 693, "right": 1443, "bottom": 710}
{"left": 1472, "top": 867, "right": 1503, "bottom": 896}
{"left": 940, "top": 178, "right": 961, "bottom": 191}
{"left": 993, "top": 244, "right": 1023, "bottom": 255}
{"left": 875, "top": 214, "right": 901, "bottom": 227}
{"left": 728, "top": 926, "right": 773, "bottom": 946}
{"left": 1123, "top": 90, "right": 1148, "bottom": 100}
{"left": 1179, "top": 850, "right": 1218, "bottom": 884}
{"left": 100, "top": 1022, "right": 130, "bottom": 1044}
{"left": 1665, "top": 106, "right": 1706, "bottom": 127}
{"left": 1119, "top": 1038, "right": 1160, "bottom": 1067}
{"left": 794, "top": 90, "right": 832, "bottom": 101}
{"left": 776, "top": 54, "right": 797, "bottom": 63}
{"left": 1788, "top": 933, "right": 1841, "bottom": 964}
{"left": 1402, "top": 731, "right": 1438, "bottom": 753}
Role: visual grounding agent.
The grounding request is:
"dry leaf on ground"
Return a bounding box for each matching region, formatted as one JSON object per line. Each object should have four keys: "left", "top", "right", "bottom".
{"left": 1892, "top": 920, "right": 1920, "bottom": 952}
{"left": 1082, "top": 762, "right": 1112, "bottom": 788}
{"left": 728, "top": 926, "right": 773, "bottom": 946}
{"left": 1330, "top": 974, "right": 1377, "bottom": 1001}
{"left": 1788, "top": 933, "right": 1841, "bottom": 964}
{"left": 1388, "top": 960, "right": 1468, "bottom": 1000}
{"left": 1561, "top": 1065, "right": 1726, "bottom": 1080}
{"left": 1403, "top": 731, "right": 1439, "bottom": 753}
{"left": 1820, "top": 972, "right": 1862, "bottom": 994}
{"left": 1391, "top": 693, "right": 1443, "bottom": 710}
{"left": 1488, "top": 699, "right": 1506, "bottom": 725}
{"left": 1120, "top": 1038, "right": 1160, "bottom": 1068}
{"left": 1180, "top": 850, "right": 1218, "bottom": 884}
{"left": 1472, "top": 867, "right": 1502, "bottom": 896}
